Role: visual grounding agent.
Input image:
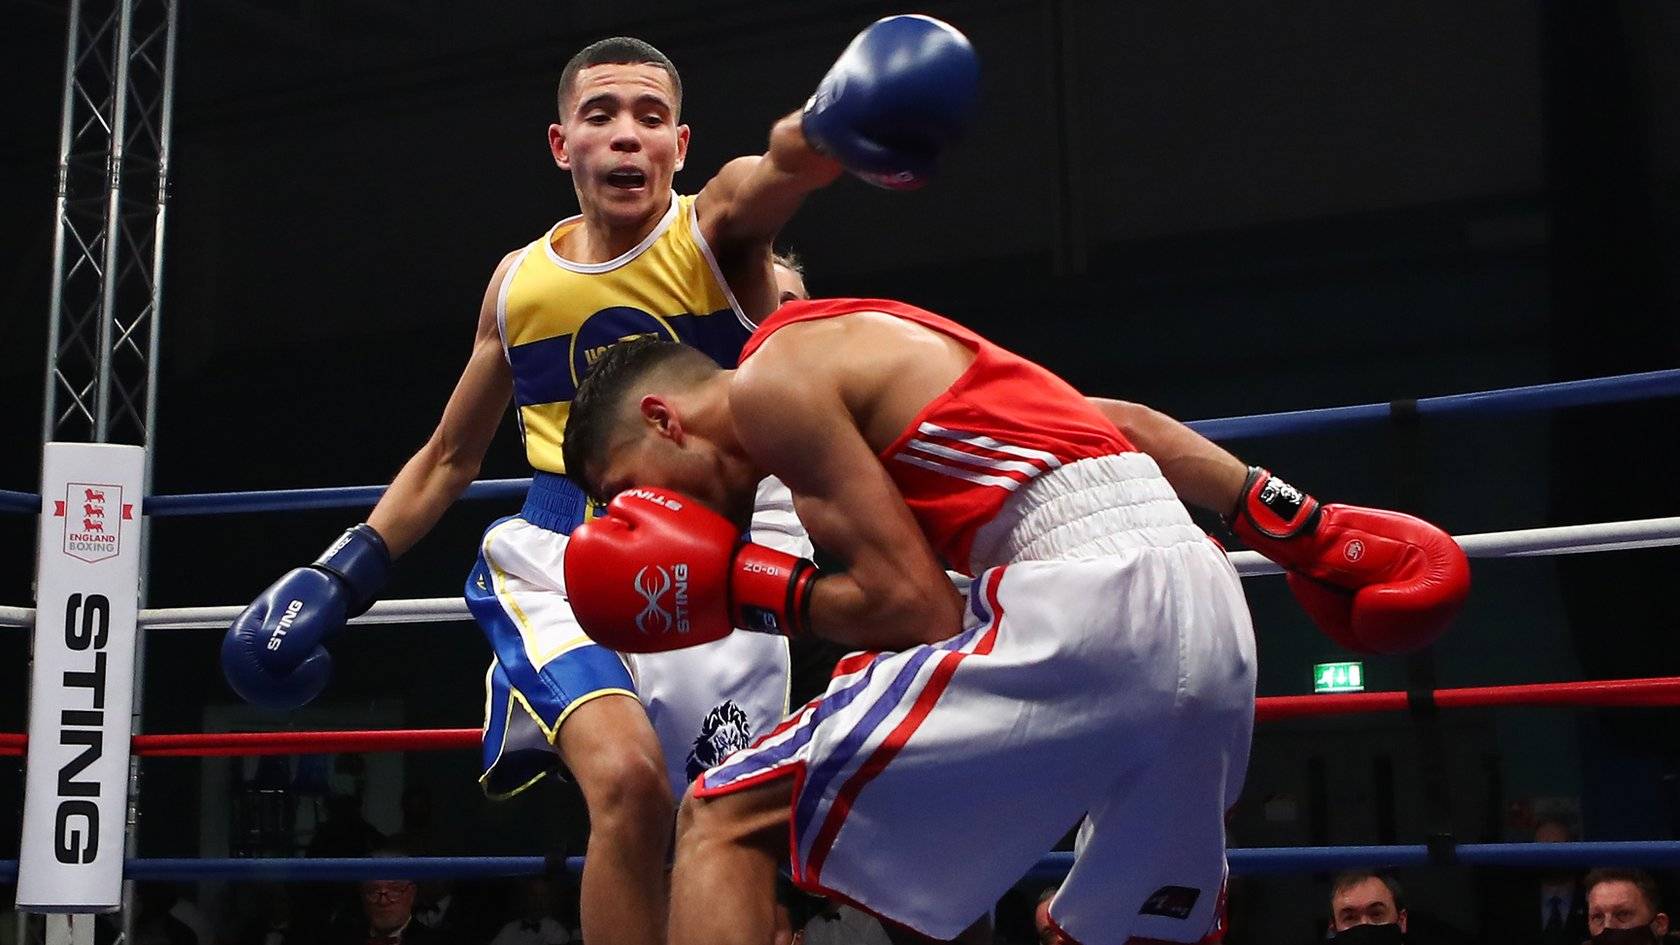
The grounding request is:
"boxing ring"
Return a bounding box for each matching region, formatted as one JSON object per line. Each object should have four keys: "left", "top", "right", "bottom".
{"left": 2, "top": 368, "right": 1680, "bottom": 900}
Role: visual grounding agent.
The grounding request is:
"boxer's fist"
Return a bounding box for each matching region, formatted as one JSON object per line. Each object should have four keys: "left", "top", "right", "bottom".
{"left": 1228, "top": 468, "right": 1469, "bottom": 654}
{"left": 221, "top": 524, "right": 391, "bottom": 710}
{"left": 801, "top": 15, "right": 979, "bottom": 190}
{"left": 564, "top": 488, "right": 819, "bottom": 654}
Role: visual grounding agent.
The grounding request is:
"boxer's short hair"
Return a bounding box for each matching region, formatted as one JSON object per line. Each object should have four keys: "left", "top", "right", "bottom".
{"left": 564, "top": 337, "right": 716, "bottom": 496}
{"left": 558, "top": 37, "right": 683, "bottom": 118}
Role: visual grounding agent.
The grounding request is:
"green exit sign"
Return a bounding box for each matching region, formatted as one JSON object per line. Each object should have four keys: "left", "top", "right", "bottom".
{"left": 1314, "top": 661, "right": 1365, "bottom": 693}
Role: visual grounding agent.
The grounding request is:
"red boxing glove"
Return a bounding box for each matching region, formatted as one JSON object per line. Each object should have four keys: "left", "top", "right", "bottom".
{"left": 1228, "top": 468, "right": 1470, "bottom": 654}
{"left": 563, "top": 488, "right": 820, "bottom": 654}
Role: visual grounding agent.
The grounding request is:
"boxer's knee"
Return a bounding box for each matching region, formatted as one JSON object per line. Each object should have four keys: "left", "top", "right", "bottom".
{"left": 581, "top": 744, "right": 674, "bottom": 837}
{"left": 556, "top": 694, "right": 674, "bottom": 845}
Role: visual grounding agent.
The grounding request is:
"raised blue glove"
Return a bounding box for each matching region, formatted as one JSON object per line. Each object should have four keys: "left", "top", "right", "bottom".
{"left": 801, "top": 14, "right": 979, "bottom": 190}
{"left": 221, "top": 524, "right": 391, "bottom": 710}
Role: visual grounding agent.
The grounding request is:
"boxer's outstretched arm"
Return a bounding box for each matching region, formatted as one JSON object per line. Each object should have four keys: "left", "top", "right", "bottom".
{"left": 1086, "top": 398, "right": 1248, "bottom": 515}
{"left": 365, "top": 253, "right": 516, "bottom": 557}
{"left": 695, "top": 112, "right": 843, "bottom": 249}
{"left": 732, "top": 345, "right": 963, "bottom": 649}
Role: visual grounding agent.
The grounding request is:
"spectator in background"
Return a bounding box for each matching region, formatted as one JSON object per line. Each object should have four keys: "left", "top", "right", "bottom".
{"left": 1533, "top": 816, "right": 1591, "bottom": 942}
{"left": 331, "top": 869, "right": 442, "bottom": 945}
{"left": 489, "top": 877, "right": 572, "bottom": 945}
{"left": 1477, "top": 814, "right": 1589, "bottom": 943}
{"left": 1328, "top": 871, "right": 1407, "bottom": 943}
{"left": 1584, "top": 868, "right": 1670, "bottom": 943}
{"left": 1328, "top": 872, "right": 1476, "bottom": 945}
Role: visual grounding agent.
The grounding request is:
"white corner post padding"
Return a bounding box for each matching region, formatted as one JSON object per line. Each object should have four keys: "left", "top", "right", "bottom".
{"left": 18, "top": 443, "right": 145, "bottom": 913}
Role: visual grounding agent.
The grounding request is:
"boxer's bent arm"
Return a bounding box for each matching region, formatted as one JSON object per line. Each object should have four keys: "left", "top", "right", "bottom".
{"left": 1086, "top": 398, "right": 1247, "bottom": 515}
{"left": 366, "top": 253, "right": 516, "bottom": 558}
{"left": 694, "top": 111, "right": 843, "bottom": 249}
{"left": 732, "top": 355, "right": 963, "bottom": 649}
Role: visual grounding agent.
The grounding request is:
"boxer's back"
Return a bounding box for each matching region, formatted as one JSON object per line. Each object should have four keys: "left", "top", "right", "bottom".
{"left": 740, "top": 299, "right": 1199, "bottom": 574}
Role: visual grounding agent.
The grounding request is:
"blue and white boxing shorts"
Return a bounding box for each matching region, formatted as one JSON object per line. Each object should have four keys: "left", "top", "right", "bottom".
{"left": 468, "top": 472, "right": 793, "bottom": 799}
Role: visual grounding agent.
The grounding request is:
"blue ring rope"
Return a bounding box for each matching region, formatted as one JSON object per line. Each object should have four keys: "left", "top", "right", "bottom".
{"left": 141, "top": 477, "right": 532, "bottom": 517}
{"left": 1185, "top": 367, "right": 1680, "bottom": 440}
{"left": 0, "top": 490, "right": 34, "bottom": 515}
{"left": 3, "top": 368, "right": 1677, "bottom": 516}
{"left": 1, "top": 841, "right": 1676, "bottom": 884}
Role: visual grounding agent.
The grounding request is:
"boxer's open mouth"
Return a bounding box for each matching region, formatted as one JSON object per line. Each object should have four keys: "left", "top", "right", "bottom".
{"left": 606, "top": 167, "right": 647, "bottom": 190}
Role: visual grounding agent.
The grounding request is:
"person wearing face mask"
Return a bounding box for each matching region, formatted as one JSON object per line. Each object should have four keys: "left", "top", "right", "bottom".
{"left": 1328, "top": 871, "right": 1409, "bottom": 944}
{"left": 1584, "top": 868, "right": 1671, "bottom": 944}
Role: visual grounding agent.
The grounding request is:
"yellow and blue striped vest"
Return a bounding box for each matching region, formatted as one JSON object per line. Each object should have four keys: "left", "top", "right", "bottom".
{"left": 497, "top": 193, "right": 752, "bottom": 478}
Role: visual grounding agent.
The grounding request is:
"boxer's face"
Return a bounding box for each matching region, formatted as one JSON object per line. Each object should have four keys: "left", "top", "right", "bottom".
{"left": 552, "top": 63, "right": 689, "bottom": 230}
{"left": 594, "top": 400, "right": 759, "bottom": 529}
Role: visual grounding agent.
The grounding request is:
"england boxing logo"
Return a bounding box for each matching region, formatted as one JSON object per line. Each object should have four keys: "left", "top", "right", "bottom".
{"left": 632, "top": 564, "right": 690, "bottom": 636}
{"left": 685, "top": 700, "right": 752, "bottom": 782}
{"left": 53, "top": 483, "right": 132, "bottom": 564}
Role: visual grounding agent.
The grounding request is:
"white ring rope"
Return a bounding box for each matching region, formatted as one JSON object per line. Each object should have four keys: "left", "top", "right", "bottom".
{"left": 141, "top": 596, "right": 470, "bottom": 631}
{"left": 1229, "top": 515, "right": 1680, "bottom": 577}
{"left": 0, "top": 517, "right": 1677, "bottom": 630}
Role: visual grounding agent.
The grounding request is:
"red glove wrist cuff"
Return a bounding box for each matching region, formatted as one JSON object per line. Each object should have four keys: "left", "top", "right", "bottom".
{"left": 730, "top": 543, "right": 820, "bottom": 638}
{"left": 1228, "top": 467, "right": 1325, "bottom": 571}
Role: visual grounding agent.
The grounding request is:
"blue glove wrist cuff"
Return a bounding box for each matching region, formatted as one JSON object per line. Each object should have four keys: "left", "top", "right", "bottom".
{"left": 314, "top": 524, "right": 392, "bottom": 616}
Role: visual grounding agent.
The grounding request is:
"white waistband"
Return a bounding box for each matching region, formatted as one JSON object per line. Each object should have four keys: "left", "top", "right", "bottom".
{"left": 968, "top": 453, "right": 1206, "bottom": 571}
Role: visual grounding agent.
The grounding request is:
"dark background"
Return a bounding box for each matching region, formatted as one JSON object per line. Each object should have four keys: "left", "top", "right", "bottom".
{"left": 1, "top": 0, "right": 1678, "bottom": 939}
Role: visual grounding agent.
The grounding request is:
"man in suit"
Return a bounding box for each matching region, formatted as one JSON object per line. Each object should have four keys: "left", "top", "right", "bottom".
{"left": 1479, "top": 816, "right": 1590, "bottom": 943}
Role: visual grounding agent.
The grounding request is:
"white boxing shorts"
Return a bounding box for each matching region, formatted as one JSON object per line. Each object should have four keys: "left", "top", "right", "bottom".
{"left": 469, "top": 472, "right": 793, "bottom": 800}
{"left": 698, "top": 455, "right": 1258, "bottom": 944}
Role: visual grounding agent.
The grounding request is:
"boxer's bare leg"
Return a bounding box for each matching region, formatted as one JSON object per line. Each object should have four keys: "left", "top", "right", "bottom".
{"left": 670, "top": 778, "right": 793, "bottom": 945}
{"left": 558, "top": 694, "right": 675, "bottom": 945}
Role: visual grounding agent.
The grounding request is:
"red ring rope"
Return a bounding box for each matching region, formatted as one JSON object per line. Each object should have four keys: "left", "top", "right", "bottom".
{"left": 1, "top": 677, "right": 1677, "bottom": 758}
{"left": 132, "top": 727, "right": 480, "bottom": 757}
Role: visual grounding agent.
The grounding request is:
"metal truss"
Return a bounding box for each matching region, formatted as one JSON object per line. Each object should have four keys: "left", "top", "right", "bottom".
{"left": 36, "top": 2, "right": 177, "bottom": 937}
{"left": 42, "top": 0, "right": 178, "bottom": 458}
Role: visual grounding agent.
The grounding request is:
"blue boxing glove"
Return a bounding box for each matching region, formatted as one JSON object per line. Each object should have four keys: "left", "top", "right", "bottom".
{"left": 221, "top": 524, "right": 391, "bottom": 710}
{"left": 802, "top": 14, "right": 979, "bottom": 190}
